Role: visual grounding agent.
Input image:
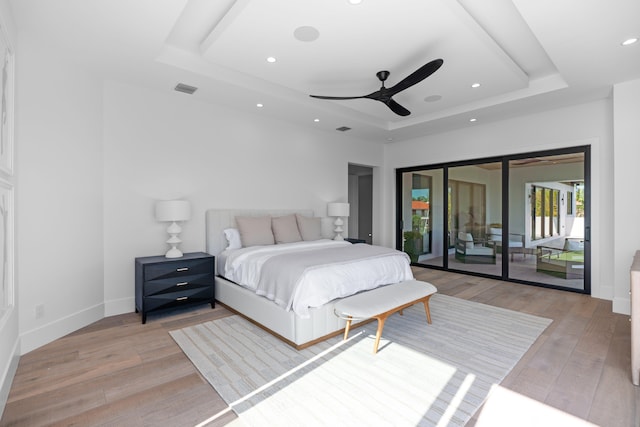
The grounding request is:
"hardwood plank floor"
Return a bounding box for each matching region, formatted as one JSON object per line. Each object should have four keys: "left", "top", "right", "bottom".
{"left": 1, "top": 268, "right": 638, "bottom": 426}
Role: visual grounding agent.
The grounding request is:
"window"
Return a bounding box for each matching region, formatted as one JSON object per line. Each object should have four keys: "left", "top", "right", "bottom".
{"left": 531, "top": 185, "right": 560, "bottom": 240}
{"left": 567, "top": 191, "right": 573, "bottom": 215}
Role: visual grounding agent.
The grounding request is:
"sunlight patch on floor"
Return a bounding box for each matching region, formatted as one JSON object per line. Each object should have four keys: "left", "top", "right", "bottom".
{"left": 475, "top": 385, "right": 597, "bottom": 427}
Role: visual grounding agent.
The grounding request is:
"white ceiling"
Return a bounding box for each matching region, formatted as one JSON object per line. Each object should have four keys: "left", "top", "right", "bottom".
{"left": 10, "top": 0, "right": 640, "bottom": 142}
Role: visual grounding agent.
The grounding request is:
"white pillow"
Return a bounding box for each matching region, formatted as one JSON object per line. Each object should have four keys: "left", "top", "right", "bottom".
{"left": 272, "top": 214, "right": 302, "bottom": 244}
{"left": 465, "top": 233, "right": 474, "bottom": 249}
{"left": 296, "top": 214, "right": 322, "bottom": 241}
{"left": 235, "top": 216, "right": 275, "bottom": 247}
{"left": 458, "top": 231, "right": 474, "bottom": 249}
{"left": 223, "top": 228, "right": 242, "bottom": 250}
{"left": 489, "top": 227, "right": 502, "bottom": 241}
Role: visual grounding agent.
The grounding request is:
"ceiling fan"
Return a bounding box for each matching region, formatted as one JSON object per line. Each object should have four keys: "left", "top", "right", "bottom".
{"left": 309, "top": 58, "right": 443, "bottom": 116}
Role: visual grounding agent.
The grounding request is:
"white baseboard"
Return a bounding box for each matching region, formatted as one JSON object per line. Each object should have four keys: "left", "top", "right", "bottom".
{"left": 0, "top": 338, "right": 19, "bottom": 420}
{"left": 20, "top": 303, "right": 104, "bottom": 355}
{"left": 104, "top": 296, "right": 134, "bottom": 317}
{"left": 613, "top": 297, "right": 631, "bottom": 316}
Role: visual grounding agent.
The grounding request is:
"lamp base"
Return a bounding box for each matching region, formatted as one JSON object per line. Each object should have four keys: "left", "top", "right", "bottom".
{"left": 165, "top": 247, "right": 184, "bottom": 258}
{"left": 333, "top": 217, "right": 345, "bottom": 240}
{"left": 165, "top": 223, "right": 183, "bottom": 258}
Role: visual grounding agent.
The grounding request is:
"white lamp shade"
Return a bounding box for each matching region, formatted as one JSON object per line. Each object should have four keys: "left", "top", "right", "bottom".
{"left": 155, "top": 200, "right": 191, "bottom": 222}
{"left": 327, "top": 202, "right": 350, "bottom": 217}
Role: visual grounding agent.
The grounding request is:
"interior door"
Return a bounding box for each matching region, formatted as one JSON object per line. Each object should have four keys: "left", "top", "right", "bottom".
{"left": 348, "top": 164, "right": 373, "bottom": 244}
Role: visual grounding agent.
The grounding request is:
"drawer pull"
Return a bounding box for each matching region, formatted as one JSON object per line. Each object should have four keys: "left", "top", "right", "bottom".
{"left": 176, "top": 267, "right": 189, "bottom": 272}
{"left": 176, "top": 282, "right": 189, "bottom": 287}
{"left": 176, "top": 296, "right": 188, "bottom": 301}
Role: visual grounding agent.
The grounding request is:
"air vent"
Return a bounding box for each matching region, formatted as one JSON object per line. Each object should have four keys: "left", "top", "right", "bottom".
{"left": 174, "top": 83, "right": 198, "bottom": 95}
{"left": 336, "top": 126, "right": 351, "bottom": 132}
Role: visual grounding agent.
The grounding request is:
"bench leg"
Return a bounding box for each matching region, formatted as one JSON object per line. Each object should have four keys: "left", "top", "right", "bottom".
{"left": 343, "top": 316, "right": 353, "bottom": 340}
{"left": 373, "top": 314, "right": 390, "bottom": 354}
{"left": 422, "top": 295, "right": 433, "bottom": 324}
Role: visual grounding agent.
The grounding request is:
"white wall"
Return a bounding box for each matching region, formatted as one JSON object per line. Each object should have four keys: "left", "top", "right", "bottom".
{"left": 613, "top": 78, "right": 640, "bottom": 314}
{"left": 102, "top": 81, "right": 385, "bottom": 316}
{"left": 16, "top": 32, "right": 104, "bottom": 353}
{"left": 0, "top": 0, "right": 18, "bottom": 416}
{"left": 383, "top": 99, "right": 614, "bottom": 303}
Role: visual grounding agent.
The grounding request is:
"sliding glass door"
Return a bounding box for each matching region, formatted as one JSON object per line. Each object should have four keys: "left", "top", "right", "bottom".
{"left": 399, "top": 168, "right": 444, "bottom": 267}
{"left": 508, "top": 152, "right": 587, "bottom": 290}
{"left": 448, "top": 162, "right": 501, "bottom": 276}
{"left": 396, "top": 147, "right": 589, "bottom": 294}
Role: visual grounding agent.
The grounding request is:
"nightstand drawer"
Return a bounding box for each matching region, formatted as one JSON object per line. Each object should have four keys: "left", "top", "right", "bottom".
{"left": 144, "top": 286, "right": 213, "bottom": 312}
{"left": 144, "top": 258, "right": 212, "bottom": 281}
{"left": 143, "top": 273, "right": 213, "bottom": 296}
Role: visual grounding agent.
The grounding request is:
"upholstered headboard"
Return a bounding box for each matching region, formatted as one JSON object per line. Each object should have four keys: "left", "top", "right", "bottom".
{"left": 205, "top": 208, "right": 334, "bottom": 256}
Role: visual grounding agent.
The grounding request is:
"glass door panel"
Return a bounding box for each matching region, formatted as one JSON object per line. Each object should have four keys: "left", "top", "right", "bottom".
{"left": 508, "top": 153, "right": 586, "bottom": 291}
{"left": 400, "top": 169, "right": 444, "bottom": 267}
{"left": 448, "top": 162, "right": 501, "bottom": 276}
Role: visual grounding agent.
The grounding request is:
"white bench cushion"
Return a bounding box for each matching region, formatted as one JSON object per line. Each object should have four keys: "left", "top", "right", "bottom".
{"left": 334, "top": 280, "right": 438, "bottom": 319}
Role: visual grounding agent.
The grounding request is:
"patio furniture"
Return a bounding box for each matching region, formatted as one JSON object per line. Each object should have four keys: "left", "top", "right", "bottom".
{"left": 536, "top": 244, "right": 584, "bottom": 279}
{"left": 487, "top": 226, "right": 526, "bottom": 260}
{"left": 455, "top": 231, "right": 496, "bottom": 264}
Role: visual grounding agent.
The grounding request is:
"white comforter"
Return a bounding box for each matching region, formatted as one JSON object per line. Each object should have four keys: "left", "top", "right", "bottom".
{"left": 221, "top": 239, "right": 413, "bottom": 317}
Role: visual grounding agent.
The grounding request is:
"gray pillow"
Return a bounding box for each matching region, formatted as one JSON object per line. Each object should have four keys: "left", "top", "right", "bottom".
{"left": 235, "top": 216, "right": 275, "bottom": 247}
{"left": 296, "top": 214, "right": 322, "bottom": 241}
{"left": 272, "top": 214, "right": 302, "bottom": 244}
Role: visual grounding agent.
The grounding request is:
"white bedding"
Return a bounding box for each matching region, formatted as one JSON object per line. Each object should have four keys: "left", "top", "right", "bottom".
{"left": 220, "top": 239, "right": 413, "bottom": 317}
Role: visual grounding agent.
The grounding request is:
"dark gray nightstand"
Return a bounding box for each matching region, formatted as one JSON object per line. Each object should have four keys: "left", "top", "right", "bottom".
{"left": 135, "top": 252, "right": 214, "bottom": 324}
{"left": 345, "top": 238, "right": 367, "bottom": 244}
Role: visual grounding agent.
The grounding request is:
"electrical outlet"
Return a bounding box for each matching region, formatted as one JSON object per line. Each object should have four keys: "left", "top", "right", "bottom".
{"left": 35, "top": 304, "right": 44, "bottom": 319}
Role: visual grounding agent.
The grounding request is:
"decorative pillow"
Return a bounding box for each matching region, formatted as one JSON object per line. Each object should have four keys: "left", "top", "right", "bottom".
{"left": 465, "top": 233, "right": 474, "bottom": 249}
{"left": 235, "top": 216, "right": 275, "bottom": 247}
{"left": 458, "top": 231, "right": 474, "bottom": 249}
{"left": 272, "top": 214, "right": 302, "bottom": 244}
{"left": 223, "top": 228, "right": 242, "bottom": 250}
{"left": 564, "top": 239, "right": 584, "bottom": 251}
{"left": 488, "top": 227, "right": 502, "bottom": 241}
{"left": 296, "top": 214, "right": 322, "bottom": 241}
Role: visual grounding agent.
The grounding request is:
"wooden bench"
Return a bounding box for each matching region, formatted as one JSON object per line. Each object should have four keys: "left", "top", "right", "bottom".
{"left": 333, "top": 280, "right": 438, "bottom": 354}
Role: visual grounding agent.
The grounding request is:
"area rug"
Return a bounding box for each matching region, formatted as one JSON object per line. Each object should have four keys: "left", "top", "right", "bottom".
{"left": 170, "top": 294, "right": 552, "bottom": 426}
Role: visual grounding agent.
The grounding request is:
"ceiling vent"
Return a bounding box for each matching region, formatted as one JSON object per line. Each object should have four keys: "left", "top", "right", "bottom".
{"left": 174, "top": 83, "right": 198, "bottom": 95}
{"left": 336, "top": 126, "right": 352, "bottom": 132}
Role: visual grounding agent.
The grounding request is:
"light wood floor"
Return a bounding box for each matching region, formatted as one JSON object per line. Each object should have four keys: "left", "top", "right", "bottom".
{"left": 1, "top": 268, "right": 638, "bottom": 426}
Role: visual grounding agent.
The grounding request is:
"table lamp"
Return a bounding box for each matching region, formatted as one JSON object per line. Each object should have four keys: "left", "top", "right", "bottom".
{"left": 327, "top": 202, "right": 350, "bottom": 241}
{"left": 155, "top": 200, "right": 191, "bottom": 258}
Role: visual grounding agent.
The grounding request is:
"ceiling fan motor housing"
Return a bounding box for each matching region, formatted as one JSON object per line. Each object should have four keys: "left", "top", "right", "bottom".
{"left": 376, "top": 70, "right": 390, "bottom": 82}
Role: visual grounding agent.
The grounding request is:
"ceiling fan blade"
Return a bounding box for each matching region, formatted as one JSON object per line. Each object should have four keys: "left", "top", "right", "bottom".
{"left": 384, "top": 98, "right": 411, "bottom": 116}
{"left": 387, "top": 58, "right": 443, "bottom": 96}
{"left": 309, "top": 95, "right": 365, "bottom": 100}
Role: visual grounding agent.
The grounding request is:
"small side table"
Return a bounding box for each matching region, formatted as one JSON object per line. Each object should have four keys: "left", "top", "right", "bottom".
{"left": 345, "top": 237, "right": 366, "bottom": 244}
{"left": 135, "top": 252, "right": 215, "bottom": 324}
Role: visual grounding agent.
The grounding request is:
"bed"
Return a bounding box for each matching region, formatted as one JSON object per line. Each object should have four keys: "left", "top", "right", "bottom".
{"left": 205, "top": 209, "right": 414, "bottom": 349}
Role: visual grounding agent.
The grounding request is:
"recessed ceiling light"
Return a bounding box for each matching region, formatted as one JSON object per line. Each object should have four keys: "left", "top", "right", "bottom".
{"left": 266, "top": 57, "right": 277, "bottom": 63}
{"left": 622, "top": 37, "right": 638, "bottom": 46}
{"left": 471, "top": 83, "right": 481, "bottom": 88}
{"left": 314, "top": 118, "right": 320, "bottom": 122}
{"left": 256, "top": 103, "right": 263, "bottom": 108}
{"left": 348, "top": 0, "right": 362, "bottom": 4}
{"left": 469, "top": 118, "right": 477, "bottom": 122}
